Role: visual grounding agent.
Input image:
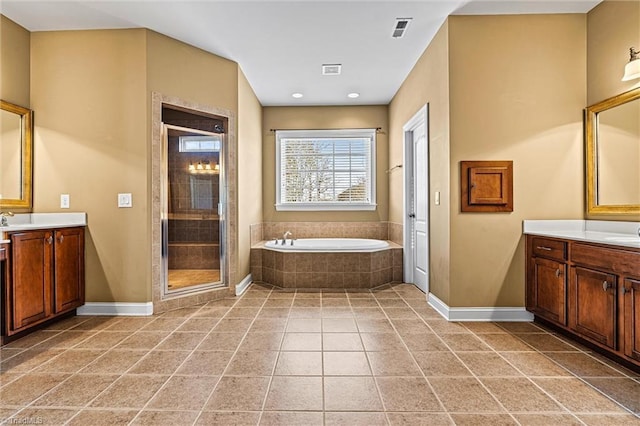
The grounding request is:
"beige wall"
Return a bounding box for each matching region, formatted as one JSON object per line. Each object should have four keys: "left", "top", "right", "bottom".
{"left": 448, "top": 15, "right": 586, "bottom": 307}
{"left": 262, "top": 105, "right": 389, "bottom": 222}
{"left": 388, "top": 22, "right": 451, "bottom": 304}
{"left": 30, "top": 28, "right": 245, "bottom": 304}
{"left": 587, "top": 0, "right": 640, "bottom": 104}
{"left": 31, "top": 29, "right": 148, "bottom": 302}
{"left": 389, "top": 15, "right": 587, "bottom": 308}
{"left": 237, "top": 68, "right": 263, "bottom": 278}
{"left": 587, "top": 0, "right": 640, "bottom": 222}
{"left": 0, "top": 15, "right": 30, "bottom": 107}
{"left": 146, "top": 31, "right": 238, "bottom": 113}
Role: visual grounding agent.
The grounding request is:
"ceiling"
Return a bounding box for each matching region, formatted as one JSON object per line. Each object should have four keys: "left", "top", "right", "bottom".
{"left": 1, "top": 0, "right": 601, "bottom": 106}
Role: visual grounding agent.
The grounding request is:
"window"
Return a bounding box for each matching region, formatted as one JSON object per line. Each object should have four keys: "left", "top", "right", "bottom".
{"left": 276, "top": 129, "right": 376, "bottom": 211}
{"left": 179, "top": 135, "right": 221, "bottom": 153}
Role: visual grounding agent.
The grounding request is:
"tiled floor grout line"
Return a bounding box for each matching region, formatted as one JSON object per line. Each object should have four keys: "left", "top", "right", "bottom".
{"left": 200, "top": 287, "right": 281, "bottom": 426}
{"left": 132, "top": 295, "right": 261, "bottom": 426}
{"left": 61, "top": 313, "right": 198, "bottom": 425}
{"left": 484, "top": 323, "right": 640, "bottom": 419}
{"left": 3, "top": 317, "right": 145, "bottom": 420}
{"left": 367, "top": 288, "right": 455, "bottom": 425}
{"left": 396, "top": 290, "right": 574, "bottom": 425}
{"left": 2, "top": 283, "right": 639, "bottom": 424}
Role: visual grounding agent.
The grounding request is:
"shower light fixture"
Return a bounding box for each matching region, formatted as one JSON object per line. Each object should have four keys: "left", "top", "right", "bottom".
{"left": 188, "top": 160, "right": 218, "bottom": 174}
{"left": 347, "top": 92, "right": 360, "bottom": 98}
{"left": 622, "top": 47, "right": 640, "bottom": 81}
{"left": 292, "top": 92, "right": 304, "bottom": 98}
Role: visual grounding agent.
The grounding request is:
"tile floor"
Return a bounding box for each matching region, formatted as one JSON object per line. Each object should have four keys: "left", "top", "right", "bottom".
{"left": 1, "top": 283, "right": 639, "bottom": 425}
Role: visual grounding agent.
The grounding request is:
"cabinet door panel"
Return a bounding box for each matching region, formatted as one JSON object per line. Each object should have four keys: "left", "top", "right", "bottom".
{"left": 10, "top": 231, "right": 52, "bottom": 331}
{"left": 53, "top": 228, "right": 85, "bottom": 313}
{"left": 532, "top": 257, "right": 566, "bottom": 325}
{"left": 624, "top": 278, "right": 640, "bottom": 361}
{"left": 570, "top": 266, "right": 617, "bottom": 349}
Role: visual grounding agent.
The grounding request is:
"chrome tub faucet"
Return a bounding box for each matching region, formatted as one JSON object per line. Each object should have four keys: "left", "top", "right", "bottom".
{"left": 282, "top": 230, "right": 292, "bottom": 244}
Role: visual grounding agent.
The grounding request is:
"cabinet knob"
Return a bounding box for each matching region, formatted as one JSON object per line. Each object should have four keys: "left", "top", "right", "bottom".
{"left": 58, "top": 234, "right": 64, "bottom": 244}
{"left": 621, "top": 286, "right": 629, "bottom": 295}
{"left": 602, "top": 281, "right": 611, "bottom": 291}
{"left": 46, "top": 236, "right": 53, "bottom": 245}
{"left": 555, "top": 268, "right": 562, "bottom": 278}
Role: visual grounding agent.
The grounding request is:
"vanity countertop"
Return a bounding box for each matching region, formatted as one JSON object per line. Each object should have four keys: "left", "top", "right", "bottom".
{"left": 523, "top": 220, "right": 640, "bottom": 249}
{"left": 0, "top": 212, "right": 87, "bottom": 241}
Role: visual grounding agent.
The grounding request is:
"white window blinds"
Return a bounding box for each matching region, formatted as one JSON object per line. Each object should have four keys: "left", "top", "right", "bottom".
{"left": 276, "top": 129, "right": 376, "bottom": 211}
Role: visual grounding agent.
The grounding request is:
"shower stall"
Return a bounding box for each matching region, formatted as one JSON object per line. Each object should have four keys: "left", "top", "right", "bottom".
{"left": 161, "top": 107, "right": 226, "bottom": 294}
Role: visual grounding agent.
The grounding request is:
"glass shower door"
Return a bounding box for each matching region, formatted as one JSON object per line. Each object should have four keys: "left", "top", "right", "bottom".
{"left": 162, "top": 124, "right": 223, "bottom": 293}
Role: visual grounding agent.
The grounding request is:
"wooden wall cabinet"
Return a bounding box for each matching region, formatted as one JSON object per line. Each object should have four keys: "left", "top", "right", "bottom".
{"left": 526, "top": 235, "right": 640, "bottom": 370}
{"left": 460, "top": 161, "right": 513, "bottom": 212}
{"left": 3, "top": 227, "right": 85, "bottom": 336}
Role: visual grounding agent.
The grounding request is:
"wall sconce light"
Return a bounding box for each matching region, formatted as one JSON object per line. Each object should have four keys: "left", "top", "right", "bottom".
{"left": 188, "top": 160, "right": 219, "bottom": 174}
{"left": 622, "top": 47, "right": 640, "bottom": 81}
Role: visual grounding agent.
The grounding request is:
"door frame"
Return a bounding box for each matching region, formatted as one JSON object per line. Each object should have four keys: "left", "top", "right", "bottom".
{"left": 151, "top": 92, "right": 237, "bottom": 314}
{"left": 402, "top": 104, "right": 429, "bottom": 293}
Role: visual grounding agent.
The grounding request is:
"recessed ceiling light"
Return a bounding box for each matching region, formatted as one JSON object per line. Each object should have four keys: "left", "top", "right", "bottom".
{"left": 347, "top": 92, "right": 360, "bottom": 99}
{"left": 292, "top": 92, "right": 304, "bottom": 98}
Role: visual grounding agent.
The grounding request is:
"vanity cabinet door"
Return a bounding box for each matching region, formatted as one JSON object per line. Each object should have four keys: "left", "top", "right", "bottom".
{"left": 9, "top": 230, "right": 53, "bottom": 331}
{"left": 53, "top": 228, "right": 85, "bottom": 313}
{"left": 623, "top": 278, "right": 640, "bottom": 361}
{"left": 569, "top": 266, "right": 617, "bottom": 349}
{"left": 530, "top": 257, "right": 566, "bottom": 325}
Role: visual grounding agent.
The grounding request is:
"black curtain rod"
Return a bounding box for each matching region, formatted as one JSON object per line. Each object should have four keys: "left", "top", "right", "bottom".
{"left": 269, "top": 127, "right": 383, "bottom": 133}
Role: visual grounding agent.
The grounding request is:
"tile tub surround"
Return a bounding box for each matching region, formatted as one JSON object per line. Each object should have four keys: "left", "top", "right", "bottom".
{"left": 0, "top": 283, "right": 638, "bottom": 424}
{"left": 251, "top": 242, "right": 403, "bottom": 289}
{"left": 252, "top": 222, "right": 392, "bottom": 245}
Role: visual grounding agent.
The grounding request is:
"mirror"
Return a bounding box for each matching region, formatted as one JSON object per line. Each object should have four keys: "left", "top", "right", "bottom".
{"left": 0, "top": 100, "right": 32, "bottom": 209}
{"left": 585, "top": 87, "right": 640, "bottom": 215}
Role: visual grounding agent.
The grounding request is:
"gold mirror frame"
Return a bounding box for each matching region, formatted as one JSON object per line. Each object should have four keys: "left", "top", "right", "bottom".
{"left": 0, "top": 100, "right": 33, "bottom": 209}
{"left": 585, "top": 87, "right": 640, "bottom": 215}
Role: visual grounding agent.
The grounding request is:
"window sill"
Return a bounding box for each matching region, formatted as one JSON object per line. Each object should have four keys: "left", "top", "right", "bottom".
{"left": 275, "top": 203, "right": 377, "bottom": 212}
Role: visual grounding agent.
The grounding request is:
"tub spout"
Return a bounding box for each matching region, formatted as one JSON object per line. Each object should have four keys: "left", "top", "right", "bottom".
{"left": 282, "top": 230, "right": 292, "bottom": 244}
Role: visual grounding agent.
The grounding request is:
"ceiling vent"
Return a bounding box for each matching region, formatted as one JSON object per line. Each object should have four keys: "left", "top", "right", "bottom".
{"left": 322, "top": 64, "right": 342, "bottom": 76}
{"left": 392, "top": 18, "right": 412, "bottom": 38}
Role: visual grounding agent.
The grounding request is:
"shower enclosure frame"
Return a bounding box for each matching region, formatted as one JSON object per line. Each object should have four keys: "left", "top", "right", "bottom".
{"left": 161, "top": 123, "right": 226, "bottom": 296}
{"left": 151, "top": 92, "right": 238, "bottom": 314}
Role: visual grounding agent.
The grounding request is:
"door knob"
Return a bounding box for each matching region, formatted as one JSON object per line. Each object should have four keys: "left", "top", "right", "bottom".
{"left": 408, "top": 213, "right": 416, "bottom": 218}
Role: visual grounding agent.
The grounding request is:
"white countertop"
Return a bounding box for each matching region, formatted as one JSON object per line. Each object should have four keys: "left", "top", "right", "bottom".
{"left": 523, "top": 220, "right": 640, "bottom": 249}
{"left": 0, "top": 212, "right": 87, "bottom": 241}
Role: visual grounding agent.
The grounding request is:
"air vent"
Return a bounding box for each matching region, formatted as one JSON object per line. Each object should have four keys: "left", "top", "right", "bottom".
{"left": 392, "top": 18, "right": 412, "bottom": 38}
{"left": 322, "top": 64, "right": 342, "bottom": 75}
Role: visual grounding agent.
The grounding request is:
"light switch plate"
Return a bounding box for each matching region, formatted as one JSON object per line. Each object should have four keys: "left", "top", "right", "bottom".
{"left": 118, "top": 193, "right": 132, "bottom": 208}
{"left": 60, "top": 194, "right": 70, "bottom": 209}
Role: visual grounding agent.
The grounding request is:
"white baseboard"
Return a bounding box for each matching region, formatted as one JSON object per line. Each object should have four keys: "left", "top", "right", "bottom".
{"left": 428, "top": 293, "right": 534, "bottom": 322}
{"left": 77, "top": 302, "right": 154, "bottom": 316}
{"left": 235, "top": 274, "right": 253, "bottom": 296}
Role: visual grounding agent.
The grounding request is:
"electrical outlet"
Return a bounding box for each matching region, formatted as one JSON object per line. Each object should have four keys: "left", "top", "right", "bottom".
{"left": 118, "top": 193, "right": 132, "bottom": 208}
{"left": 60, "top": 194, "right": 70, "bottom": 209}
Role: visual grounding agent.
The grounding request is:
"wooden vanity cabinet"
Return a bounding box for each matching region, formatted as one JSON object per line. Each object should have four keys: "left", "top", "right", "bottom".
{"left": 526, "top": 235, "right": 640, "bottom": 370}
{"left": 526, "top": 237, "right": 568, "bottom": 326}
{"left": 4, "top": 227, "right": 85, "bottom": 336}
{"left": 569, "top": 266, "right": 616, "bottom": 349}
{"left": 623, "top": 278, "right": 640, "bottom": 362}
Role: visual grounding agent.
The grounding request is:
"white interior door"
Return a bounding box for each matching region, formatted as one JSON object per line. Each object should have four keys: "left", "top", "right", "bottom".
{"left": 403, "top": 105, "right": 429, "bottom": 294}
